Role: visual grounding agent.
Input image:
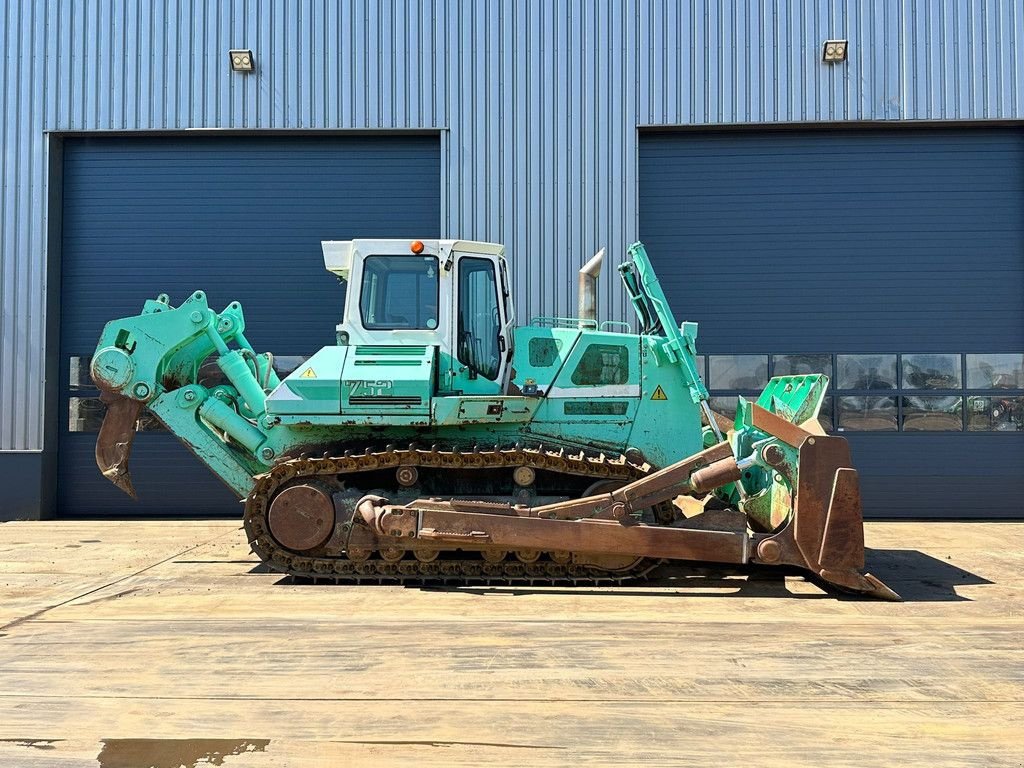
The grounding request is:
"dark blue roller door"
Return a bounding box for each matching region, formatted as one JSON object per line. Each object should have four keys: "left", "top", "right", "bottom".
{"left": 640, "top": 128, "right": 1024, "bottom": 518}
{"left": 59, "top": 135, "right": 441, "bottom": 516}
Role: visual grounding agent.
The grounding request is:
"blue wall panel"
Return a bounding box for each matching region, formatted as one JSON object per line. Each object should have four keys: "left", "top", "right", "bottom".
{"left": 639, "top": 127, "right": 1024, "bottom": 352}
{"left": 58, "top": 135, "right": 440, "bottom": 515}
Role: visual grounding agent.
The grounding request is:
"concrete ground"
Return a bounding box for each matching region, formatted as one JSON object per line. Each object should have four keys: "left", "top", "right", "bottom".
{"left": 0, "top": 521, "right": 1020, "bottom": 767}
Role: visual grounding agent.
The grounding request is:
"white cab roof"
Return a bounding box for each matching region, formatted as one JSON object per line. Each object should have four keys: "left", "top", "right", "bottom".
{"left": 322, "top": 239, "right": 504, "bottom": 278}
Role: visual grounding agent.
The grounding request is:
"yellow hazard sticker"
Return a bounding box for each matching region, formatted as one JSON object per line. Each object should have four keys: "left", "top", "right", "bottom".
{"left": 651, "top": 385, "right": 668, "bottom": 401}
{"left": 300, "top": 368, "right": 317, "bottom": 379}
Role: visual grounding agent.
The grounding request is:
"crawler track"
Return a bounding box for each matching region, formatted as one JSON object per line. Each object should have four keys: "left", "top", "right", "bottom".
{"left": 243, "top": 445, "right": 666, "bottom": 585}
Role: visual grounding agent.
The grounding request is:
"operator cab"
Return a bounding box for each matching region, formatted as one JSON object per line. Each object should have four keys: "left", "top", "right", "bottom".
{"left": 323, "top": 239, "right": 515, "bottom": 395}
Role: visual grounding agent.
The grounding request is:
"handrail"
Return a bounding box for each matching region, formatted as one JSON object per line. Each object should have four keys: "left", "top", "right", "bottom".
{"left": 529, "top": 316, "right": 598, "bottom": 330}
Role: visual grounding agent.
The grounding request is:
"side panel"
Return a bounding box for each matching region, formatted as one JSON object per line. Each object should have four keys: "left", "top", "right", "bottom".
{"left": 509, "top": 326, "right": 581, "bottom": 396}
{"left": 266, "top": 347, "right": 349, "bottom": 415}
{"left": 629, "top": 339, "right": 706, "bottom": 469}
{"left": 526, "top": 331, "right": 640, "bottom": 452}
{"left": 340, "top": 345, "right": 434, "bottom": 416}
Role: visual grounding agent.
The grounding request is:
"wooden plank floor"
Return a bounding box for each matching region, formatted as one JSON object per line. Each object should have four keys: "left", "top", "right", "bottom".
{"left": 0, "top": 520, "right": 1020, "bottom": 767}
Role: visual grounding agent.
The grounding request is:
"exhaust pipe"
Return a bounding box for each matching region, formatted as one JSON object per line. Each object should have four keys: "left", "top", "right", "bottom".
{"left": 578, "top": 247, "right": 605, "bottom": 328}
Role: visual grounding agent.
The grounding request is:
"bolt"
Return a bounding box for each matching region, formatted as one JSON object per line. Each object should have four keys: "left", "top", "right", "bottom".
{"left": 261, "top": 447, "right": 275, "bottom": 460}
{"left": 396, "top": 466, "right": 419, "bottom": 487}
{"left": 132, "top": 383, "right": 151, "bottom": 399}
{"left": 183, "top": 390, "right": 197, "bottom": 402}
{"left": 758, "top": 539, "right": 782, "bottom": 564}
{"left": 807, "top": 437, "right": 816, "bottom": 445}
{"left": 189, "top": 310, "right": 204, "bottom": 324}
{"left": 513, "top": 466, "right": 535, "bottom": 487}
{"left": 762, "top": 444, "right": 784, "bottom": 466}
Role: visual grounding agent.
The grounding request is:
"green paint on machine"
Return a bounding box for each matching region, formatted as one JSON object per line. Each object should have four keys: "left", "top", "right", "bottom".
{"left": 88, "top": 241, "right": 745, "bottom": 497}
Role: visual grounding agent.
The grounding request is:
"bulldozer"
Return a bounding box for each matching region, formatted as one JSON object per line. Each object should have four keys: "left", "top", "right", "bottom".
{"left": 90, "top": 239, "right": 897, "bottom": 599}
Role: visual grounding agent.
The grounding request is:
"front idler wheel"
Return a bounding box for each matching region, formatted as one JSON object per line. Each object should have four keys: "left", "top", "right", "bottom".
{"left": 267, "top": 483, "right": 336, "bottom": 552}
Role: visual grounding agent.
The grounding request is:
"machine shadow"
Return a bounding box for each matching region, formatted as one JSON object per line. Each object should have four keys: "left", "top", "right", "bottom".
{"left": 857, "top": 547, "right": 992, "bottom": 602}
{"left": 265, "top": 547, "right": 991, "bottom": 602}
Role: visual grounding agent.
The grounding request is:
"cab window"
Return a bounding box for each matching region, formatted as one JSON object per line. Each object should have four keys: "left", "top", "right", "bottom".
{"left": 359, "top": 256, "right": 439, "bottom": 330}
{"left": 458, "top": 257, "right": 501, "bottom": 380}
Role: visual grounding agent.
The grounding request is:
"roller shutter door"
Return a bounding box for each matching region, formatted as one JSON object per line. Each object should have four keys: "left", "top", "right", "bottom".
{"left": 58, "top": 135, "right": 441, "bottom": 516}
{"left": 639, "top": 128, "right": 1024, "bottom": 518}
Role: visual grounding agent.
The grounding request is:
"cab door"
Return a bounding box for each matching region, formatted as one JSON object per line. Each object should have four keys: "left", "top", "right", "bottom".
{"left": 449, "top": 252, "right": 511, "bottom": 395}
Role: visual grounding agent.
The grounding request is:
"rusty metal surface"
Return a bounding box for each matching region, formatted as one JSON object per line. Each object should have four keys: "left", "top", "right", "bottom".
{"left": 244, "top": 445, "right": 663, "bottom": 585}
{"left": 700, "top": 404, "right": 735, "bottom": 434}
{"left": 750, "top": 403, "right": 813, "bottom": 449}
{"left": 614, "top": 443, "right": 733, "bottom": 509}
{"left": 94, "top": 392, "right": 145, "bottom": 500}
{"left": 267, "top": 484, "right": 336, "bottom": 552}
{"left": 243, "top": 436, "right": 895, "bottom": 598}
{"left": 396, "top": 507, "right": 750, "bottom": 564}
{"left": 689, "top": 457, "right": 742, "bottom": 494}
{"left": 820, "top": 467, "right": 866, "bottom": 573}
{"left": 752, "top": 435, "right": 899, "bottom": 600}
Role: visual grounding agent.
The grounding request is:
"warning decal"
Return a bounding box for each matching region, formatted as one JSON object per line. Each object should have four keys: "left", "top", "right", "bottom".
{"left": 300, "top": 368, "right": 317, "bottom": 379}
{"left": 651, "top": 385, "right": 668, "bottom": 401}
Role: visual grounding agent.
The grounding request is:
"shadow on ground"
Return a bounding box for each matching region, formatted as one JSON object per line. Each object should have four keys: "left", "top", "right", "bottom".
{"left": 265, "top": 548, "right": 992, "bottom": 602}
{"left": 858, "top": 547, "right": 992, "bottom": 602}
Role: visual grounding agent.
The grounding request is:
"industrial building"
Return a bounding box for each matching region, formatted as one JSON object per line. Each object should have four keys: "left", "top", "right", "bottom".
{"left": 1, "top": 0, "right": 1021, "bottom": 520}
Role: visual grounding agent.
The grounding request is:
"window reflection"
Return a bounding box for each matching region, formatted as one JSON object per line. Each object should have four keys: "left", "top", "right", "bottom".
{"left": 966, "top": 354, "right": 1024, "bottom": 390}
{"left": 360, "top": 255, "right": 440, "bottom": 330}
{"left": 69, "top": 356, "right": 94, "bottom": 390}
{"left": 529, "top": 338, "right": 560, "bottom": 367}
{"left": 68, "top": 397, "right": 165, "bottom": 433}
{"left": 708, "top": 394, "right": 831, "bottom": 431}
{"left": 902, "top": 353, "right": 962, "bottom": 390}
{"left": 707, "top": 396, "right": 739, "bottom": 422}
{"left": 680, "top": 350, "right": 1022, "bottom": 434}
{"left": 836, "top": 355, "right": 897, "bottom": 390}
{"left": 708, "top": 355, "right": 768, "bottom": 391}
{"left": 68, "top": 396, "right": 105, "bottom": 432}
{"left": 694, "top": 355, "right": 706, "bottom": 383}
{"left": 901, "top": 395, "right": 963, "bottom": 432}
{"left": 966, "top": 396, "right": 1024, "bottom": 431}
{"left": 272, "top": 355, "right": 308, "bottom": 378}
{"left": 772, "top": 354, "right": 833, "bottom": 389}
{"left": 836, "top": 396, "right": 897, "bottom": 431}
{"left": 817, "top": 397, "right": 834, "bottom": 433}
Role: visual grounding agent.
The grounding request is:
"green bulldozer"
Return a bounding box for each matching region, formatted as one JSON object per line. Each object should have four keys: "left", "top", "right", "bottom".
{"left": 91, "top": 239, "right": 897, "bottom": 599}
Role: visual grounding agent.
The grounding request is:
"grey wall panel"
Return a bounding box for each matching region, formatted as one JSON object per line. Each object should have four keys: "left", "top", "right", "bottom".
{"left": 2, "top": 0, "right": 1023, "bottom": 451}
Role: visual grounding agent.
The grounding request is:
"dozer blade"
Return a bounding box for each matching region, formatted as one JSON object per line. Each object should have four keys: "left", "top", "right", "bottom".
{"left": 778, "top": 434, "right": 900, "bottom": 600}
{"left": 95, "top": 392, "right": 144, "bottom": 499}
{"left": 744, "top": 404, "right": 899, "bottom": 600}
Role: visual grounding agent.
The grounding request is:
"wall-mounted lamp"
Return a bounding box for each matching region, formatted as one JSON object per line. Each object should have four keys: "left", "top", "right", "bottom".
{"left": 822, "top": 39, "right": 848, "bottom": 63}
{"left": 229, "top": 49, "right": 255, "bottom": 73}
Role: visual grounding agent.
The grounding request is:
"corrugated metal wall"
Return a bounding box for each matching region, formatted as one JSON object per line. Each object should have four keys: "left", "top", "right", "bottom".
{"left": 1, "top": 0, "right": 1022, "bottom": 451}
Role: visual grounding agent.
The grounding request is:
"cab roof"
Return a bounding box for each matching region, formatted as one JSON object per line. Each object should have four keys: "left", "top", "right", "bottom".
{"left": 322, "top": 239, "right": 504, "bottom": 278}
